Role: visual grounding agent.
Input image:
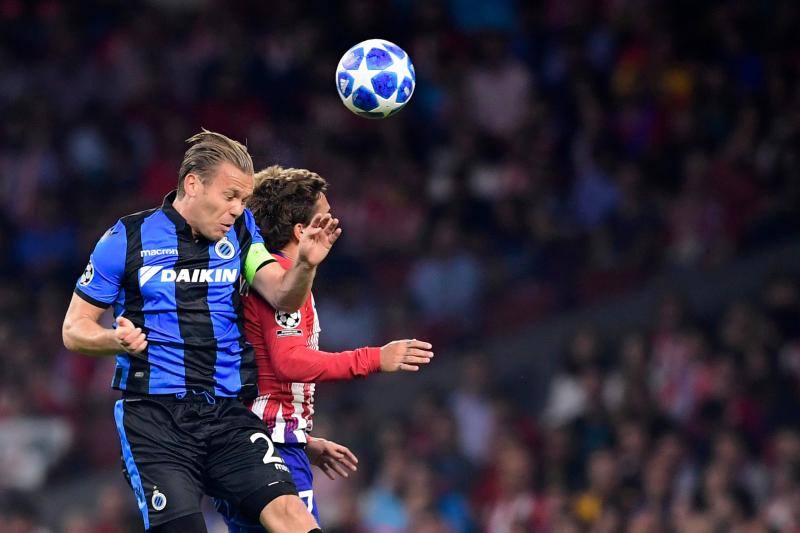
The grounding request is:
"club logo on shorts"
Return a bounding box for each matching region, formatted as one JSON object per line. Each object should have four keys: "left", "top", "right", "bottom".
{"left": 151, "top": 487, "right": 167, "bottom": 511}
{"left": 215, "top": 237, "right": 236, "bottom": 260}
{"left": 79, "top": 261, "right": 94, "bottom": 286}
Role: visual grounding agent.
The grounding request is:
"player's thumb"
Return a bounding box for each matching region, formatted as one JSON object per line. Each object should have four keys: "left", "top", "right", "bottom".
{"left": 116, "top": 315, "right": 133, "bottom": 329}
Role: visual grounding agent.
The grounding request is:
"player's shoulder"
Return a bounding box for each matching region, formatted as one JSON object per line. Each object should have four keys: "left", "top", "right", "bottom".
{"left": 118, "top": 206, "right": 161, "bottom": 227}
{"left": 273, "top": 254, "right": 292, "bottom": 270}
{"left": 93, "top": 206, "right": 160, "bottom": 252}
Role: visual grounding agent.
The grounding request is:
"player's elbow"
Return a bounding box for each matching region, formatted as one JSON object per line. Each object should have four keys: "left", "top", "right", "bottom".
{"left": 270, "top": 290, "right": 304, "bottom": 313}
{"left": 272, "top": 351, "right": 310, "bottom": 382}
{"left": 272, "top": 361, "right": 296, "bottom": 382}
{"left": 62, "top": 319, "right": 78, "bottom": 352}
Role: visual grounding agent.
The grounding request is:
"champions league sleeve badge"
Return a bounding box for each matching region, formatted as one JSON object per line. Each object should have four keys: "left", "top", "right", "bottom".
{"left": 275, "top": 310, "right": 303, "bottom": 337}
{"left": 79, "top": 260, "right": 95, "bottom": 286}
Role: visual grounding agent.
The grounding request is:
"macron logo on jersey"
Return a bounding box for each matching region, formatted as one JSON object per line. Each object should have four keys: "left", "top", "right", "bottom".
{"left": 140, "top": 248, "right": 178, "bottom": 257}
{"left": 139, "top": 266, "right": 239, "bottom": 286}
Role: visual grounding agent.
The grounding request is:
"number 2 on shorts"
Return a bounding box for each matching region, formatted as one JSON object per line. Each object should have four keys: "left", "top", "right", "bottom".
{"left": 250, "top": 432, "right": 284, "bottom": 464}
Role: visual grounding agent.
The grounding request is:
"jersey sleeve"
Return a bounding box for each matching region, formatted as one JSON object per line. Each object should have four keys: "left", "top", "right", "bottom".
{"left": 247, "top": 294, "right": 381, "bottom": 382}
{"left": 74, "top": 220, "right": 127, "bottom": 308}
{"left": 242, "top": 209, "right": 276, "bottom": 284}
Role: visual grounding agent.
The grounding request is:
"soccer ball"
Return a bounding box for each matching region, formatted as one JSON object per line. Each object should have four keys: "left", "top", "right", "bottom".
{"left": 335, "top": 39, "right": 416, "bottom": 119}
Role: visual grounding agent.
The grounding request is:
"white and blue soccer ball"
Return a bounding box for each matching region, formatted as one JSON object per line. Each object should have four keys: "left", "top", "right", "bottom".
{"left": 335, "top": 39, "right": 415, "bottom": 119}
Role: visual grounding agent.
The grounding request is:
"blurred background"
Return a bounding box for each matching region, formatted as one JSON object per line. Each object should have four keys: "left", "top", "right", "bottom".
{"left": 2, "top": 0, "right": 800, "bottom": 531}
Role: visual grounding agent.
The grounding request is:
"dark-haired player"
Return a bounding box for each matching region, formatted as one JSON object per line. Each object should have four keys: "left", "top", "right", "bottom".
{"left": 218, "top": 165, "right": 433, "bottom": 531}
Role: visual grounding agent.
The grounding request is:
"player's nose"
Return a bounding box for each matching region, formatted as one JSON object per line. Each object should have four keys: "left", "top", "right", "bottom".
{"left": 230, "top": 199, "right": 245, "bottom": 217}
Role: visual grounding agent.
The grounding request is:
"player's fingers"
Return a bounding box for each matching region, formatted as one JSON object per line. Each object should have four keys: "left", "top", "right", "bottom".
{"left": 324, "top": 218, "right": 339, "bottom": 235}
{"left": 404, "top": 355, "right": 432, "bottom": 365}
{"left": 339, "top": 447, "right": 359, "bottom": 465}
{"left": 338, "top": 457, "right": 358, "bottom": 472}
{"left": 131, "top": 340, "right": 148, "bottom": 354}
{"left": 405, "top": 348, "right": 433, "bottom": 358}
{"left": 303, "top": 225, "right": 323, "bottom": 238}
{"left": 119, "top": 327, "right": 142, "bottom": 337}
{"left": 329, "top": 227, "right": 342, "bottom": 244}
{"left": 319, "top": 463, "right": 336, "bottom": 481}
{"left": 126, "top": 330, "right": 145, "bottom": 345}
{"left": 399, "top": 363, "right": 419, "bottom": 372}
{"left": 308, "top": 213, "right": 324, "bottom": 228}
{"left": 406, "top": 339, "right": 433, "bottom": 350}
{"left": 330, "top": 461, "right": 350, "bottom": 478}
{"left": 116, "top": 316, "right": 134, "bottom": 328}
{"left": 332, "top": 449, "right": 358, "bottom": 470}
{"left": 315, "top": 213, "right": 332, "bottom": 230}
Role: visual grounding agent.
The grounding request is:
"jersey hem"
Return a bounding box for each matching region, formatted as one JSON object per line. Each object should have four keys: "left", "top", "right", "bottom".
{"left": 74, "top": 287, "right": 112, "bottom": 309}
{"left": 116, "top": 387, "right": 242, "bottom": 398}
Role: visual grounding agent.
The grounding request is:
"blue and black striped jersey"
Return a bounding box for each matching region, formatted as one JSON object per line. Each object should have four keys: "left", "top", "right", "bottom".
{"left": 74, "top": 191, "right": 275, "bottom": 398}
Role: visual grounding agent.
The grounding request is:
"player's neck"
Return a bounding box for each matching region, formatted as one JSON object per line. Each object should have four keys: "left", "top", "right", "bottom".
{"left": 279, "top": 242, "right": 299, "bottom": 262}
{"left": 172, "top": 195, "right": 201, "bottom": 239}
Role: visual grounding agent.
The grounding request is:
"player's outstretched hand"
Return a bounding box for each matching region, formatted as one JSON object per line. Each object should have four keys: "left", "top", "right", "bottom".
{"left": 115, "top": 316, "right": 148, "bottom": 355}
{"left": 306, "top": 437, "right": 358, "bottom": 480}
{"left": 297, "top": 213, "right": 342, "bottom": 267}
{"left": 380, "top": 339, "right": 434, "bottom": 372}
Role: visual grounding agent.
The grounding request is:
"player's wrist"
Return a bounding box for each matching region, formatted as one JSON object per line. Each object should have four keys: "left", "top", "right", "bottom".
{"left": 295, "top": 255, "right": 318, "bottom": 270}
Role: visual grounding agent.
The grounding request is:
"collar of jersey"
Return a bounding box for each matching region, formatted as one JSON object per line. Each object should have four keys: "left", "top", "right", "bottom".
{"left": 162, "top": 190, "right": 193, "bottom": 236}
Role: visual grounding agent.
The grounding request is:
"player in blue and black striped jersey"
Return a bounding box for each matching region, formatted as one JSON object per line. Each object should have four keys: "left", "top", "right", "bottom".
{"left": 62, "top": 130, "right": 337, "bottom": 533}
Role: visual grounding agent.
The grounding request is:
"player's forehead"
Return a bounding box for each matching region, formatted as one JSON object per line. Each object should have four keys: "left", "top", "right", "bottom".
{"left": 315, "top": 192, "right": 330, "bottom": 214}
{"left": 211, "top": 161, "right": 254, "bottom": 193}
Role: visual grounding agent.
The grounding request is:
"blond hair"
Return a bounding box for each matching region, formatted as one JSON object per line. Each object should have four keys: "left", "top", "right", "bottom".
{"left": 177, "top": 129, "right": 253, "bottom": 196}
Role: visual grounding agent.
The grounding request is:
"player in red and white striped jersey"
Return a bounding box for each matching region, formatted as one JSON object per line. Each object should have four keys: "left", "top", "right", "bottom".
{"left": 218, "top": 165, "right": 433, "bottom": 531}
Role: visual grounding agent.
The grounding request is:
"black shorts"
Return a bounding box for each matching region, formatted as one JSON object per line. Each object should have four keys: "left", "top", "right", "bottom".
{"left": 114, "top": 393, "right": 296, "bottom": 530}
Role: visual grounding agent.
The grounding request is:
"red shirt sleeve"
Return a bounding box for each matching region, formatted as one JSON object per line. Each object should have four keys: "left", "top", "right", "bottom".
{"left": 245, "top": 291, "right": 381, "bottom": 383}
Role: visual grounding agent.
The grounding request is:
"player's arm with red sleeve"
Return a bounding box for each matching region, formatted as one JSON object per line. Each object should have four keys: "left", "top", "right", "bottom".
{"left": 250, "top": 293, "right": 381, "bottom": 383}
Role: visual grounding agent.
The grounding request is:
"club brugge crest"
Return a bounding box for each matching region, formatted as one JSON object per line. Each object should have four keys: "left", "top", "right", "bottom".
{"left": 215, "top": 237, "right": 235, "bottom": 260}
{"left": 151, "top": 487, "right": 167, "bottom": 511}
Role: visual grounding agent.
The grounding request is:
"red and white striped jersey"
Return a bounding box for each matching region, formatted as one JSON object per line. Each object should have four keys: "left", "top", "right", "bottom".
{"left": 243, "top": 253, "right": 381, "bottom": 444}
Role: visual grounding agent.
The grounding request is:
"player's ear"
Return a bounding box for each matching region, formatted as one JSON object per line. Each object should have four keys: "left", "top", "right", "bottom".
{"left": 184, "top": 173, "right": 200, "bottom": 198}
{"left": 293, "top": 223, "right": 304, "bottom": 242}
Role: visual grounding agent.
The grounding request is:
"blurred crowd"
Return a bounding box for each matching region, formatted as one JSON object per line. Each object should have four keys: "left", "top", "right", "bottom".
{"left": 1, "top": 0, "right": 800, "bottom": 531}
{"left": 311, "top": 274, "right": 800, "bottom": 532}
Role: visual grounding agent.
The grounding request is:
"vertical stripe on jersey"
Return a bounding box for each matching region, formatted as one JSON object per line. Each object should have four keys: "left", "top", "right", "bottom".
{"left": 232, "top": 218, "right": 258, "bottom": 397}
{"left": 251, "top": 394, "right": 269, "bottom": 420}
{"left": 272, "top": 404, "right": 287, "bottom": 443}
{"left": 175, "top": 234, "right": 217, "bottom": 394}
{"left": 208, "top": 229, "right": 242, "bottom": 396}
{"left": 117, "top": 211, "right": 154, "bottom": 393}
{"left": 111, "top": 288, "right": 128, "bottom": 389}
{"left": 291, "top": 382, "right": 307, "bottom": 442}
{"left": 140, "top": 211, "right": 184, "bottom": 392}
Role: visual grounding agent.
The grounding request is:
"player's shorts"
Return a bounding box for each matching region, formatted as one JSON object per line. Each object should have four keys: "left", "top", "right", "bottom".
{"left": 215, "top": 442, "right": 319, "bottom": 532}
{"left": 114, "top": 392, "right": 297, "bottom": 530}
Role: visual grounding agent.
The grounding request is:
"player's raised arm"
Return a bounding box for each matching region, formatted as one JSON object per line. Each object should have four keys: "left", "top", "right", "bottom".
{"left": 250, "top": 212, "right": 341, "bottom": 312}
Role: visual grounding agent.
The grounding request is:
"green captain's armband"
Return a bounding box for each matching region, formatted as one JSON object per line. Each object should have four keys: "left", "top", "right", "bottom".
{"left": 244, "top": 242, "right": 276, "bottom": 284}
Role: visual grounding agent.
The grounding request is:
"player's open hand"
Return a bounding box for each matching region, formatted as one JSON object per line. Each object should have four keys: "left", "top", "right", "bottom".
{"left": 297, "top": 213, "right": 342, "bottom": 267}
{"left": 114, "top": 316, "right": 148, "bottom": 355}
{"left": 306, "top": 437, "right": 358, "bottom": 480}
{"left": 380, "top": 339, "right": 434, "bottom": 372}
